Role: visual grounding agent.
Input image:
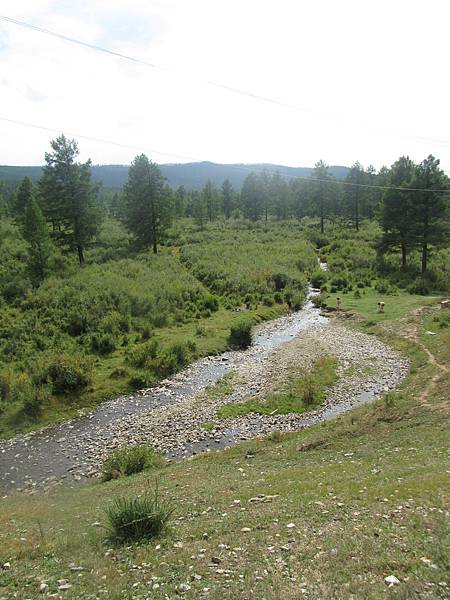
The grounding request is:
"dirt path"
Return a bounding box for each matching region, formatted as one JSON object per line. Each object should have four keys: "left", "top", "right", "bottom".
{"left": 0, "top": 301, "right": 409, "bottom": 495}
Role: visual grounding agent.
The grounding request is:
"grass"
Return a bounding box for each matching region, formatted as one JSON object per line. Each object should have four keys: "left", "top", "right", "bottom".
{"left": 217, "top": 356, "right": 338, "bottom": 418}
{"left": 0, "top": 303, "right": 448, "bottom": 598}
{"left": 101, "top": 446, "right": 165, "bottom": 482}
{"left": 105, "top": 489, "right": 173, "bottom": 544}
{"left": 324, "top": 286, "right": 436, "bottom": 323}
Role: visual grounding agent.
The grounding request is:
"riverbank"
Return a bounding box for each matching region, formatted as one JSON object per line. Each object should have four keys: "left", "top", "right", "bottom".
{"left": 0, "top": 294, "right": 408, "bottom": 494}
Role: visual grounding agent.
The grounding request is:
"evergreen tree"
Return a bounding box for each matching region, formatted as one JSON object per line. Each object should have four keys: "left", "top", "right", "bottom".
{"left": 311, "top": 160, "right": 334, "bottom": 233}
{"left": 22, "top": 197, "right": 54, "bottom": 284}
{"left": 343, "top": 162, "right": 365, "bottom": 230}
{"left": 124, "top": 154, "right": 173, "bottom": 253}
{"left": 221, "top": 179, "right": 234, "bottom": 219}
{"left": 174, "top": 185, "right": 187, "bottom": 218}
{"left": 202, "top": 180, "right": 219, "bottom": 222}
{"left": 192, "top": 190, "right": 207, "bottom": 230}
{"left": 410, "top": 155, "right": 449, "bottom": 274}
{"left": 13, "top": 176, "right": 35, "bottom": 224}
{"left": 379, "top": 156, "right": 416, "bottom": 269}
{"left": 241, "top": 173, "right": 263, "bottom": 221}
{"left": 39, "top": 135, "right": 101, "bottom": 266}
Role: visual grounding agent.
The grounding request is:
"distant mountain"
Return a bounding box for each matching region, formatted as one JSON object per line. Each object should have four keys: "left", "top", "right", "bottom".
{"left": 0, "top": 162, "right": 349, "bottom": 191}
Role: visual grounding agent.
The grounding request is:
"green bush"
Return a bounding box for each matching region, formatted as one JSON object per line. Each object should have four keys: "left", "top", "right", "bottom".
{"left": 408, "top": 276, "right": 431, "bottom": 296}
{"left": 101, "top": 446, "right": 165, "bottom": 481}
{"left": 0, "top": 369, "right": 33, "bottom": 406}
{"left": 229, "top": 320, "right": 253, "bottom": 349}
{"left": 91, "top": 333, "right": 117, "bottom": 355}
{"left": 310, "top": 270, "right": 327, "bottom": 289}
{"left": 105, "top": 489, "right": 173, "bottom": 544}
{"left": 23, "top": 385, "right": 49, "bottom": 419}
{"left": 127, "top": 340, "right": 159, "bottom": 369}
{"left": 46, "top": 354, "right": 92, "bottom": 395}
{"left": 272, "top": 272, "right": 291, "bottom": 291}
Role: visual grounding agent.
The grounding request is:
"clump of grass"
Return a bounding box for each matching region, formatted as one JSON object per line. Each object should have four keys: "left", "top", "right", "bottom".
{"left": 266, "top": 430, "right": 283, "bottom": 443}
{"left": 106, "top": 489, "right": 173, "bottom": 544}
{"left": 101, "top": 446, "right": 165, "bottom": 482}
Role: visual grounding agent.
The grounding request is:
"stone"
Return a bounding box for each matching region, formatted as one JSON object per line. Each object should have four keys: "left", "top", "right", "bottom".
{"left": 384, "top": 575, "right": 400, "bottom": 587}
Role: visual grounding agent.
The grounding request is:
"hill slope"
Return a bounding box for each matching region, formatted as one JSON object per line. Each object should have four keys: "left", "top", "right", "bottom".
{"left": 0, "top": 162, "right": 349, "bottom": 190}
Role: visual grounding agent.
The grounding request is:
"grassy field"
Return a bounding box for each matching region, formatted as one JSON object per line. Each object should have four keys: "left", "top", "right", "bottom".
{"left": 1, "top": 297, "right": 448, "bottom": 598}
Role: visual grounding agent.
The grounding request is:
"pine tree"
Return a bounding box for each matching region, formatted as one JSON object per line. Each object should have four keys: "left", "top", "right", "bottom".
{"left": 124, "top": 154, "right": 173, "bottom": 253}
{"left": 311, "top": 160, "right": 334, "bottom": 233}
{"left": 379, "top": 156, "right": 416, "bottom": 269}
{"left": 410, "top": 155, "right": 449, "bottom": 274}
{"left": 22, "top": 197, "right": 54, "bottom": 284}
{"left": 13, "top": 176, "right": 35, "bottom": 224}
{"left": 39, "top": 135, "right": 101, "bottom": 266}
{"left": 343, "top": 162, "right": 366, "bottom": 230}
{"left": 241, "top": 173, "right": 263, "bottom": 221}
{"left": 221, "top": 179, "right": 234, "bottom": 219}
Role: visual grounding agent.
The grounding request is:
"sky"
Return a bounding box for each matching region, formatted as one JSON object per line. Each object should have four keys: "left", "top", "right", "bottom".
{"left": 0, "top": 0, "right": 449, "bottom": 172}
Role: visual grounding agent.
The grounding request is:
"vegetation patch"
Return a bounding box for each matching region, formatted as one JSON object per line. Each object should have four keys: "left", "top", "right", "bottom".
{"left": 217, "top": 356, "right": 338, "bottom": 418}
{"left": 101, "top": 446, "right": 165, "bottom": 481}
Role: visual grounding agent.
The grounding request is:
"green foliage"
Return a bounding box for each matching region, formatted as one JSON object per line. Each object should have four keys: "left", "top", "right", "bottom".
{"left": 105, "top": 489, "right": 173, "bottom": 544}
{"left": 101, "top": 446, "right": 165, "bottom": 481}
{"left": 45, "top": 353, "right": 92, "bottom": 395}
{"left": 229, "top": 320, "right": 253, "bottom": 349}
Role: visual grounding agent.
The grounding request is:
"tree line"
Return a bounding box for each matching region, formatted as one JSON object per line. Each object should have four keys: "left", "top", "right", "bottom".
{"left": 1, "top": 134, "right": 448, "bottom": 285}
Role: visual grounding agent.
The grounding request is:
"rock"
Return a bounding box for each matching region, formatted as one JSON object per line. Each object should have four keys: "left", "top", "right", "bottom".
{"left": 286, "top": 523, "right": 296, "bottom": 529}
{"left": 39, "top": 583, "right": 48, "bottom": 593}
{"left": 241, "top": 527, "right": 251, "bottom": 532}
{"left": 384, "top": 575, "right": 400, "bottom": 587}
{"left": 2, "top": 562, "right": 11, "bottom": 570}
{"left": 179, "top": 583, "right": 191, "bottom": 593}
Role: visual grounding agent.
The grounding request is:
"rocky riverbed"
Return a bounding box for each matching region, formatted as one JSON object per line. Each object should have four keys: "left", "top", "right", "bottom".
{"left": 0, "top": 298, "right": 409, "bottom": 495}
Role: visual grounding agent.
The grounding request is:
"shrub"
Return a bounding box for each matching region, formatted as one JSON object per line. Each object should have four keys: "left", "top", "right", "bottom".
{"left": 105, "top": 489, "right": 173, "bottom": 544}
{"left": 272, "top": 272, "right": 291, "bottom": 291}
{"left": 274, "top": 291, "right": 284, "bottom": 304}
{"left": 302, "top": 375, "right": 317, "bottom": 406}
{"left": 128, "top": 370, "right": 157, "bottom": 390}
{"left": 408, "top": 276, "right": 431, "bottom": 296}
{"left": 229, "top": 320, "right": 253, "bottom": 349}
{"left": 310, "top": 270, "right": 327, "bottom": 289}
{"left": 0, "top": 369, "right": 32, "bottom": 405}
{"left": 23, "top": 385, "right": 49, "bottom": 419}
{"left": 101, "top": 446, "right": 165, "bottom": 481}
{"left": 91, "top": 333, "right": 117, "bottom": 355}
{"left": 127, "top": 340, "right": 159, "bottom": 369}
{"left": 46, "top": 354, "right": 92, "bottom": 395}
{"left": 311, "top": 293, "right": 327, "bottom": 308}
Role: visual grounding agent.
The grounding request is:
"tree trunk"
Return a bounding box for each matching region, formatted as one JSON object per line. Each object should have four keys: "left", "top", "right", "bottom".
{"left": 421, "top": 243, "right": 428, "bottom": 274}
{"left": 401, "top": 243, "right": 407, "bottom": 269}
{"left": 77, "top": 244, "right": 84, "bottom": 266}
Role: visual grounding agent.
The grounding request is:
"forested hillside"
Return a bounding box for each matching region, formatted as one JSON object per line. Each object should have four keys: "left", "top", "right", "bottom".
{"left": 0, "top": 161, "right": 349, "bottom": 191}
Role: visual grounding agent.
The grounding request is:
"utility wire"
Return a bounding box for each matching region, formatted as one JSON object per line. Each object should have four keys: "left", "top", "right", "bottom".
{"left": 1, "top": 116, "right": 449, "bottom": 194}
{"left": 1, "top": 14, "right": 450, "bottom": 150}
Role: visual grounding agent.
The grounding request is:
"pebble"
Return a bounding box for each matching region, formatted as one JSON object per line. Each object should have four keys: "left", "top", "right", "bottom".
{"left": 384, "top": 575, "right": 400, "bottom": 587}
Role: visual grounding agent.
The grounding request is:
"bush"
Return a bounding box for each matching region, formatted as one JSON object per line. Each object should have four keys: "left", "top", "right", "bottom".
{"left": 311, "top": 293, "right": 327, "bottom": 308}
{"left": 274, "top": 291, "right": 284, "bottom": 304}
{"left": 128, "top": 370, "right": 157, "bottom": 390}
{"left": 127, "top": 340, "right": 159, "bottom": 369}
{"left": 101, "top": 446, "right": 165, "bottom": 481}
{"left": 23, "top": 385, "right": 49, "bottom": 419}
{"left": 272, "top": 272, "right": 291, "bottom": 291}
{"left": 0, "top": 369, "right": 33, "bottom": 405}
{"left": 310, "top": 270, "right": 327, "bottom": 289}
{"left": 91, "top": 333, "right": 117, "bottom": 355}
{"left": 408, "top": 276, "right": 431, "bottom": 296}
{"left": 46, "top": 354, "right": 92, "bottom": 395}
{"left": 229, "top": 320, "right": 253, "bottom": 349}
{"left": 106, "top": 489, "right": 173, "bottom": 544}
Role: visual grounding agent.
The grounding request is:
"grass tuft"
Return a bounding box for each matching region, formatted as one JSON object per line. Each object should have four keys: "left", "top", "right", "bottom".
{"left": 101, "top": 445, "right": 165, "bottom": 482}
{"left": 105, "top": 488, "right": 173, "bottom": 544}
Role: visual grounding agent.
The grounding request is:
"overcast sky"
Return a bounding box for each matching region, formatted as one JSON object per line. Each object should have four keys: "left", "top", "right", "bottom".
{"left": 1, "top": 0, "right": 449, "bottom": 172}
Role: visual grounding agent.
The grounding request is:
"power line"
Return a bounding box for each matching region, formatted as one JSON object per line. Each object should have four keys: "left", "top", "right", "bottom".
{"left": 2, "top": 14, "right": 450, "bottom": 150}
{"left": 1, "top": 116, "right": 449, "bottom": 194}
